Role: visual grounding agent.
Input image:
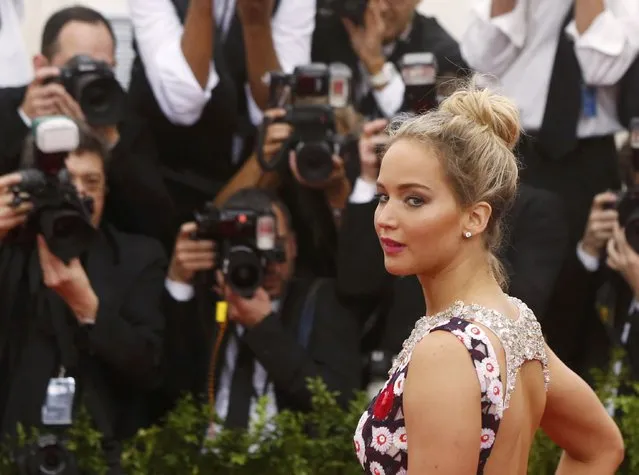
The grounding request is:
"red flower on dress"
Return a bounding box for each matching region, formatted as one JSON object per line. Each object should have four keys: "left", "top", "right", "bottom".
{"left": 372, "top": 383, "right": 395, "bottom": 420}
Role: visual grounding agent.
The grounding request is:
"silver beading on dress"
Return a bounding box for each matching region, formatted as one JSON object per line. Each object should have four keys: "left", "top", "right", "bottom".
{"left": 389, "top": 296, "right": 550, "bottom": 409}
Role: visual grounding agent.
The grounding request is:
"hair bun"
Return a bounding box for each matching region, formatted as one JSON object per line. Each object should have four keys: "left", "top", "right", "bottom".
{"left": 439, "top": 84, "right": 521, "bottom": 151}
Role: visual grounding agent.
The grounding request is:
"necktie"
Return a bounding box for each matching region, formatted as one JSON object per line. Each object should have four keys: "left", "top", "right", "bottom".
{"left": 537, "top": 5, "right": 581, "bottom": 160}
{"left": 224, "top": 336, "right": 255, "bottom": 430}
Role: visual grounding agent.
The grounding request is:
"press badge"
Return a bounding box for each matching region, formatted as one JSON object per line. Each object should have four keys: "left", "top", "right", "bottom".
{"left": 581, "top": 84, "right": 598, "bottom": 118}
{"left": 41, "top": 373, "right": 76, "bottom": 426}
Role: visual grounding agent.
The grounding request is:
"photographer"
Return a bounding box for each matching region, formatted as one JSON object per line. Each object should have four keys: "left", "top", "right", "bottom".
{"left": 128, "top": 0, "right": 315, "bottom": 223}
{"left": 213, "top": 74, "right": 363, "bottom": 278}
{"left": 313, "top": 0, "right": 468, "bottom": 118}
{"left": 0, "top": 124, "right": 166, "bottom": 472}
{"left": 157, "top": 188, "right": 361, "bottom": 432}
{"left": 0, "top": 6, "right": 175, "bottom": 250}
{"left": 337, "top": 118, "right": 570, "bottom": 389}
{"left": 545, "top": 138, "right": 639, "bottom": 381}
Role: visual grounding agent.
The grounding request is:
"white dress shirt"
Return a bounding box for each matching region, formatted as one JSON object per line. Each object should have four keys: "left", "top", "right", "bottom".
{"left": 165, "top": 278, "right": 279, "bottom": 428}
{"left": 0, "top": 0, "right": 32, "bottom": 87}
{"left": 461, "top": 0, "right": 639, "bottom": 137}
{"left": 129, "top": 0, "right": 315, "bottom": 126}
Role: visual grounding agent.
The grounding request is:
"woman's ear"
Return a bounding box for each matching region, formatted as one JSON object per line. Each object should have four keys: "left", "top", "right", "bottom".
{"left": 464, "top": 201, "right": 492, "bottom": 237}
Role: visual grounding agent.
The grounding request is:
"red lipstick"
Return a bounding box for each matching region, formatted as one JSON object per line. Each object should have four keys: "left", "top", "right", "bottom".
{"left": 380, "top": 237, "right": 406, "bottom": 255}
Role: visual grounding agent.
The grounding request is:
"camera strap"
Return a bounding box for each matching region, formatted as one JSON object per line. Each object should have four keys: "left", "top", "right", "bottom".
{"left": 297, "top": 278, "right": 329, "bottom": 349}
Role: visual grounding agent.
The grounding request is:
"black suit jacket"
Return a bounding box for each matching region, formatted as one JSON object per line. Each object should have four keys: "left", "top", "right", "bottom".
{"left": 312, "top": 12, "right": 468, "bottom": 118}
{"left": 155, "top": 277, "right": 362, "bottom": 424}
{"left": 337, "top": 183, "right": 569, "bottom": 356}
{"left": 544, "top": 248, "right": 639, "bottom": 381}
{"left": 0, "top": 86, "right": 176, "bottom": 251}
{"left": 0, "top": 224, "right": 166, "bottom": 468}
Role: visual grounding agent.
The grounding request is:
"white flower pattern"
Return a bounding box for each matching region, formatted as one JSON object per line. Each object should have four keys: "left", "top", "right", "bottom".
{"left": 393, "top": 426, "right": 408, "bottom": 451}
{"left": 369, "top": 461, "right": 385, "bottom": 475}
{"left": 480, "top": 428, "right": 496, "bottom": 449}
{"left": 371, "top": 426, "right": 393, "bottom": 454}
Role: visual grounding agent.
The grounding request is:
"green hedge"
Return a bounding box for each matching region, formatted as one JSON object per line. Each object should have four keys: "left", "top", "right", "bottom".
{"left": 0, "top": 367, "right": 637, "bottom": 474}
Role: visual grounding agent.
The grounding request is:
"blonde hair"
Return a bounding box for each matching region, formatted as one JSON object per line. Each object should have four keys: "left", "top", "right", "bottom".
{"left": 386, "top": 80, "right": 521, "bottom": 288}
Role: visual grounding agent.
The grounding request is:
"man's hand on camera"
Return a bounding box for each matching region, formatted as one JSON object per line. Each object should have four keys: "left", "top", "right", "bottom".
{"left": 0, "top": 173, "right": 32, "bottom": 241}
{"left": 37, "top": 235, "right": 98, "bottom": 324}
{"left": 262, "top": 108, "right": 293, "bottom": 164}
{"left": 237, "top": 0, "right": 275, "bottom": 27}
{"left": 216, "top": 271, "right": 271, "bottom": 328}
{"left": 168, "top": 222, "right": 216, "bottom": 284}
{"left": 359, "top": 119, "right": 389, "bottom": 184}
{"left": 342, "top": 0, "right": 386, "bottom": 76}
{"left": 288, "top": 151, "right": 346, "bottom": 190}
{"left": 20, "top": 67, "right": 84, "bottom": 122}
{"left": 607, "top": 223, "right": 639, "bottom": 298}
{"left": 581, "top": 191, "right": 619, "bottom": 258}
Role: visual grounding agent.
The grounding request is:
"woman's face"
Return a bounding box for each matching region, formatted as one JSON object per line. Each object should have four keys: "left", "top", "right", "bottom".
{"left": 374, "top": 138, "right": 466, "bottom": 276}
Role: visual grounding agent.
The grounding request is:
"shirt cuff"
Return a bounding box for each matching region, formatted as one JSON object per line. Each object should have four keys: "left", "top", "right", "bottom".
{"left": 372, "top": 65, "right": 405, "bottom": 118}
{"left": 566, "top": 10, "right": 629, "bottom": 57}
{"left": 473, "top": 0, "right": 527, "bottom": 49}
{"left": 566, "top": 10, "right": 627, "bottom": 56}
{"left": 576, "top": 241, "right": 600, "bottom": 272}
{"left": 165, "top": 278, "right": 195, "bottom": 301}
{"left": 155, "top": 39, "right": 220, "bottom": 126}
{"left": 349, "top": 177, "right": 377, "bottom": 204}
{"left": 17, "top": 107, "right": 31, "bottom": 127}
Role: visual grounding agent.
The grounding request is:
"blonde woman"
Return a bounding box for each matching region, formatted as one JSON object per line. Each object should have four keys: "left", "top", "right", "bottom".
{"left": 353, "top": 84, "right": 624, "bottom": 474}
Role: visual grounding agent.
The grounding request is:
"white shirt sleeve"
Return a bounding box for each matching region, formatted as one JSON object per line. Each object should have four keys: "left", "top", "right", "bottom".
{"left": 576, "top": 241, "right": 600, "bottom": 273}
{"left": 371, "top": 64, "right": 406, "bottom": 118}
{"left": 129, "top": 0, "right": 220, "bottom": 126}
{"left": 349, "top": 178, "right": 377, "bottom": 204}
{"left": 17, "top": 108, "right": 31, "bottom": 127}
{"left": 246, "top": 0, "right": 315, "bottom": 125}
{"left": 165, "top": 278, "right": 195, "bottom": 302}
{"left": 460, "top": 0, "right": 528, "bottom": 77}
{"left": 566, "top": 0, "right": 639, "bottom": 86}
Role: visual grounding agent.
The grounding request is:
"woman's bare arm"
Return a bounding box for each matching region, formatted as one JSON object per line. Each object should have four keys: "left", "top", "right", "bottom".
{"left": 541, "top": 346, "right": 624, "bottom": 474}
{"left": 403, "top": 331, "right": 482, "bottom": 474}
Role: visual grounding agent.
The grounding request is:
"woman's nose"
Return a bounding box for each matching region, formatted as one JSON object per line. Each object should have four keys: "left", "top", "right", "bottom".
{"left": 375, "top": 202, "right": 398, "bottom": 230}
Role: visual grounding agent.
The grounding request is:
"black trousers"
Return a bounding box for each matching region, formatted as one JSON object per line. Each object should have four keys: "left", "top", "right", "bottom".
{"left": 517, "top": 134, "right": 620, "bottom": 244}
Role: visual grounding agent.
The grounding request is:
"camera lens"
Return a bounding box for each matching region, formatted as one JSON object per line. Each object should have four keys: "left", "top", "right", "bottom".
{"left": 227, "top": 246, "right": 263, "bottom": 298}
{"left": 295, "top": 141, "right": 334, "bottom": 183}
{"left": 52, "top": 215, "right": 79, "bottom": 238}
{"left": 76, "top": 75, "right": 125, "bottom": 126}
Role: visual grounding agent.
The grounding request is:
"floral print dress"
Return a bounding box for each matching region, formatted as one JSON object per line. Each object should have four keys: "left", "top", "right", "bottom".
{"left": 353, "top": 297, "right": 550, "bottom": 475}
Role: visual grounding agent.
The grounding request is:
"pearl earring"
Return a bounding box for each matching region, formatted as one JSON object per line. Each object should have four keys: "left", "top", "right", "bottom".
{"left": 464, "top": 231, "right": 472, "bottom": 239}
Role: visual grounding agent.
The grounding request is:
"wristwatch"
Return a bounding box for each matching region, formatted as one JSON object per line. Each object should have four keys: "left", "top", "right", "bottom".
{"left": 369, "top": 62, "right": 396, "bottom": 89}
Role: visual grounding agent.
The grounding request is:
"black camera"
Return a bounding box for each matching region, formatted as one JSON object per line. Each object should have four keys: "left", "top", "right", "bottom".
{"left": 399, "top": 52, "right": 439, "bottom": 115}
{"left": 15, "top": 434, "right": 78, "bottom": 475}
{"left": 258, "top": 63, "right": 352, "bottom": 184}
{"left": 6, "top": 117, "right": 96, "bottom": 262}
{"left": 318, "top": 0, "right": 368, "bottom": 25}
{"left": 194, "top": 204, "right": 285, "bottom": 298}
{"left": 45, "top": 55, "right": 125, "bottom": 126}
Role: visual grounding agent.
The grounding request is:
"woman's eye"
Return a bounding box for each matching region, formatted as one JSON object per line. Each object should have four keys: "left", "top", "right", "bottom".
{"left": 375, "top": 193, "right": 389, "bottom": 203}
{"left": 406, "top": 196, "right": 424, "bottom": 207}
